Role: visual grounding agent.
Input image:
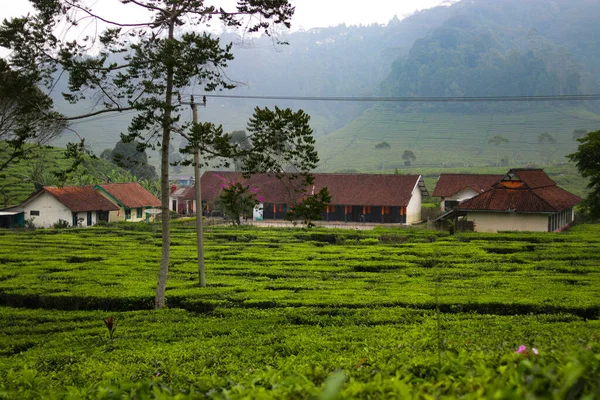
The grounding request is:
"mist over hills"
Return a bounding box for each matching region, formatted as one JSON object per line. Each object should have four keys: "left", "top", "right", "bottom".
{"left": 49, "top": 0, "right": 600, "bottom": 172}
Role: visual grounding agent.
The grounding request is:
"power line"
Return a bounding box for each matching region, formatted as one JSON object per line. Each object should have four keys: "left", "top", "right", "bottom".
{"left": 190, "top": 93, "right": 600, "bottom": 103}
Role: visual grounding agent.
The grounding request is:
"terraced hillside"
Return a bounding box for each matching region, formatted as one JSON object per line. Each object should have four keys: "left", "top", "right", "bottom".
{"left": 0, "top": 145, "right": 127, "bottom": 207}
{"left": 316, "top": 105, "right": 600, "bottom": 172}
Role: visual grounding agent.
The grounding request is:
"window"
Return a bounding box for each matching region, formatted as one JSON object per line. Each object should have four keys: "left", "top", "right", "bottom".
{"left": 137, "top": 207, "right": 142, "bottom": 218}
{"left": 445, "top": 200, "right": 459, "bottom": 210}
{"left": 125, "top": 209, "right": 131, "bottom": 220}
{"left": 30, "top": 210, "right": 40, "bottom": 216}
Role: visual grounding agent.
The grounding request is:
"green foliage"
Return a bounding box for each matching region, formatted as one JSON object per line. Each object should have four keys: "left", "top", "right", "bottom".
{"left": 285, "top": 188, "right": 332, "bottom": 227}
{"left": 0, "top": 60, "right": 64, "bottom": 174}
{"left": 374, "top": 141, "right": 390, "bottom": 150}
{"left": 381, "top": 0, "right": 600, "bottom": 105}
{"left": 573, "top": 129, "right": 588, "bottom": 141}
{"left": 0, "top": 224, "right": 600, "bottom": 397}
{"left": 0, "top": 0, "right": 298, "bottom": 307}
{"left": 243, "top": 107, "right": 319, "bottom": 185}
{"left": 568, "top": 130, "right": 600, "bottom": 219}
{"left": 401, "top": 150, "right": 416, "bottom": 166}
{"left": 51, "top": 219, "right": 69, "bottom": 229}
{"left": 108, "top": 141, "right": 157, "bottom": 181}
{"left": 219, "top": 182, "right": 260, "bottom": 225}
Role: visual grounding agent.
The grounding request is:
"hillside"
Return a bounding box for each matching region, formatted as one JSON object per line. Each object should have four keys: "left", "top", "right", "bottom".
{"left": 316, "top": 105, "right": 600, "bottom": 173}
{"left": 36, "top": 0, "right": 600, "bottom": 174}
{"left": 0, "top": 145, "right": 128, "bottom": 207}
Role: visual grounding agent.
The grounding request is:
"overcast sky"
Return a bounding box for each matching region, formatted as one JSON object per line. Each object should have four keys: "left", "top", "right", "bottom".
{"left": 4, "top": 0, "right": 448, "bottom": 31}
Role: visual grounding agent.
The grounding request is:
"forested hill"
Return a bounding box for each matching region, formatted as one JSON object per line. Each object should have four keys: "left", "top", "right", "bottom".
{"left": 382, "top": 0, "right": 600, "bottom": 100}
{"left": 48, "top": 0, "right": 600, "bottom": 164}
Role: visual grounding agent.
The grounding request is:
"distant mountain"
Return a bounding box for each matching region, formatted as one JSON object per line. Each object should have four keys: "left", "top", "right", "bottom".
{"left": 383, "top": 0, "right": 600, "bottom": 102}
{"left": 47, "top": 0, "right": 600, "bottom": 173}
{"left": 49, "top": 6, "right": 456, "bottom": 153}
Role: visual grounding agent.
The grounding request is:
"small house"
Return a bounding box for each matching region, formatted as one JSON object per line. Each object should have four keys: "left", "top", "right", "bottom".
{"left": 95, "top": 183, "right": 161, "bottom": 222}
{"left": 169, "top": 186, "right": 195, "bottom": 215}
{"left": 432, "top": 174, "right": 503, "bottom": 211}
{"left": 456, "top": 169, "right": 581, "bottom": 232}
{"left": 1, "top": 186, "right": 119, "bottom": 228}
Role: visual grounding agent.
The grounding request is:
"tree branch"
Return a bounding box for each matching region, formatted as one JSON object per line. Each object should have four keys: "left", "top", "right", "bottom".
{"left": 58, "top": 106, "right": 136, "bottom": 121}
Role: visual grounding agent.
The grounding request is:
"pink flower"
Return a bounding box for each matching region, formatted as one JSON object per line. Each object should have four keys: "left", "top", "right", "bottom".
{"left": 258, "top": 196, "right": 265, "bottom": 202}
{"left": 516, "top": 345, "right": 527, "bottom": 354}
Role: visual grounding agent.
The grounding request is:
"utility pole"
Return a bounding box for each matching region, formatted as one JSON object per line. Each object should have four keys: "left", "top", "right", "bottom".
{"left": 191, "top": 96, "right": 207, "bottom": 287}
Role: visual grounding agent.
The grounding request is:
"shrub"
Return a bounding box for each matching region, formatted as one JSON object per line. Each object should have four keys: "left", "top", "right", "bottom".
{"left": 52, "top": 219, "right": 70, "bottom": 229}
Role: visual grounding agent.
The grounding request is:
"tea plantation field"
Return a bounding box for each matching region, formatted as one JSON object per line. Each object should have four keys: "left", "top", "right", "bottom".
{"left": 1, "top": 222, "right": 600, "bottom": 398}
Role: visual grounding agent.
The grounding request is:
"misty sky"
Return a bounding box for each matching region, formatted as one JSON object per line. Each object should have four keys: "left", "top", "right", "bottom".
{"left": 4, "top": 0, "right": 448, "bottom": 31}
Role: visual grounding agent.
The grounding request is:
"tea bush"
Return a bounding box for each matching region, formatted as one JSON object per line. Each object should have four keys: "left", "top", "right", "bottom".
{"left": 0, "top": 224, "right": 600, "bottom": 397}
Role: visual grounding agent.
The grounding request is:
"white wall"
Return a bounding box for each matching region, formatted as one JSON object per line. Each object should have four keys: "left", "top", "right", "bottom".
{"left": 466, "top": 212, "right": 548, "bottom": 233}
{"left": 23, "top": 193, "right": 74, "bottom": 228}
{"left": 73, "top": 211, "right": 97, "bottom": 227}
{"left": 441, "top": 187, "right": 479, "bottom": 211}
{"left": 406, "top": 182, "right": 422, "bottom": 224}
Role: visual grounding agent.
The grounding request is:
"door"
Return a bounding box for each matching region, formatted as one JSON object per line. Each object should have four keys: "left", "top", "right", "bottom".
{"left": 97, "top": 211, "right": 109, "bottom": 222}
{"left": 87, "top": 211, "right": 92, "bottom": 226}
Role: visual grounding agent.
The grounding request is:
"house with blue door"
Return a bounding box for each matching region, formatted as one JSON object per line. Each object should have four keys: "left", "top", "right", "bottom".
{"left": 0, "top": 186, "right": 119, "bottom": 228}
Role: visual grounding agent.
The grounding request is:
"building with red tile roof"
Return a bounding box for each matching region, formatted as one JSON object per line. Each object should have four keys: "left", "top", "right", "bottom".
{"left": 195, "top": 171, "right": 428, "bottom": 224}
{"left": 456, "top": 169, "right": 581, "bottom": 232}
{"left": 169, "top": 186, "right": 196, "bottom": 215}
{"left": 1, "top": 186, "right": 118, "bottom": 228}
{"left": 432, "top": 174, "right": 503, "bottom": 211}
{"left": 95, "top": 182, "right": 161, "bottom": 222}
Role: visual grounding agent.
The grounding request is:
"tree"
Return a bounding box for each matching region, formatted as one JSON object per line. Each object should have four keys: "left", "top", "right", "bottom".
{"left": 168, "top": 144, "right": 183, "bottom": 175}
{"left": 0, "top": 59, "right": 64, "bottom": 173}
{"left": 219, "top": 182, "right": 260, "bottom": 224}
{"left": 537, "top": 132, "right": 557, "bottom": 166}
{"left": 488, "top": 135, "right": 509, "bottom": 167}
{"left": 1, "top": 1, "right": 301, "bottom": 308}
{"left": 375, "top": 141, "right": 391, "bottom": 150}
{"left": 109, "top": 140, "right": 157, "bottom": 180}
{"left": 402, "top": 150, "right": 416, "bottom": 167}
{"left": 572, "top": 129, "right": 588, "bottom": 141}
{"left": 229, "top": 130, "right": 251, "bottom": 171}
{"left": 567, "top": 130, "right": 600, "bottom": 219}
{"left": 285, "top": 188, "right": 331, "bottom": 228}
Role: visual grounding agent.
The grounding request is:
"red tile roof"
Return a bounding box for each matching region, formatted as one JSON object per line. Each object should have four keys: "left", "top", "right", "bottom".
{"left": 432, "top": 174, "right": 503, "bottom": 197}
{"left": 42, "top": 186, "right": 119, "bottom": 212}
{"left": 502, "top": 169, "right": 556, "bottom": 189}
{"left": 458, "top": 169, "right": 580, "bottom": 213}
{"left": 199, "top": 172, "right": 425, "bottom": 206}
{"left": 97, "top": 183, "right": 161, "bottom": 208}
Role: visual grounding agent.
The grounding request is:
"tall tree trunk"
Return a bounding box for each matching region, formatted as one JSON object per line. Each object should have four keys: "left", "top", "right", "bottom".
{"left": 192, "top": 103, "right": 206, "bottom": 287}
{"left": 155, "top": 20, "right": 176, "bottom": 309}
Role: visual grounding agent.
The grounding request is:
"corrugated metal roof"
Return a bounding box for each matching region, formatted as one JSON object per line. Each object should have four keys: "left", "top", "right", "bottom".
{"left": 97, "top": 183, "right": 161, "bottom": 208}
{"left": 43, "top": 186, "right": 120, "bottom": 212}
{"left": 199, "top": 171, "right": 425, "bottom": 206}
{"left": 432, "top": 174, "right": 503, "bottom": 197}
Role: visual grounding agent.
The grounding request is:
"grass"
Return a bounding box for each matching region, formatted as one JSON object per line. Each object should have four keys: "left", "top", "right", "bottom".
{"left": 316, "top": 104, "right": 600, "bottom": 172}
{"left": 0, "top": 222, "right": 600, "bottom": 397}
